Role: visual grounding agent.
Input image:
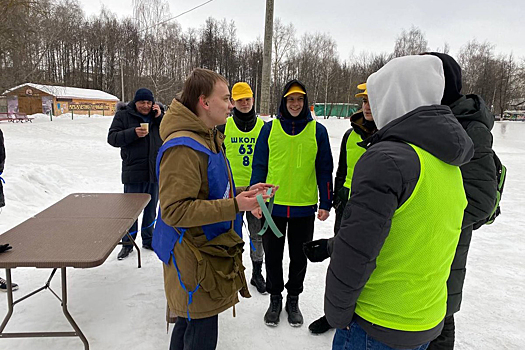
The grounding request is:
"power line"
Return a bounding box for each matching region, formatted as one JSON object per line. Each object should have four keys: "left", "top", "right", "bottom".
{"left": 138, "top": 0, "right": 214, "bottom": 35}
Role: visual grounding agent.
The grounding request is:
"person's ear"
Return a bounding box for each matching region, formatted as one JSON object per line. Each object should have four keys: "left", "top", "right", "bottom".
{"left": 199, "top": 95, "right": 208, "bottom": 109}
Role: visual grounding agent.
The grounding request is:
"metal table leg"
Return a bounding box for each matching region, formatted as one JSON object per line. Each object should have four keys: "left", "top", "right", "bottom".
{"left": 61, "top": 267, "right": 89, "bottom": 350}
{"left": 0, "top": 268, "right": 90, "bottom": 349}
{"left": 0, "top": 269, "right": 14, "bottom": 334}
{"left": 121, "top": 232, "right": 142, "bottom": 268}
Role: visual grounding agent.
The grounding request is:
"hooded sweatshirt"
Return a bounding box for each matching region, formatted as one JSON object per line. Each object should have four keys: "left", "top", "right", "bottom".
{"left": 325, "top": 55, "right": 474, "bottom": 348}
{"left": 250, "top": 80, "right": 333, "bottom": 217}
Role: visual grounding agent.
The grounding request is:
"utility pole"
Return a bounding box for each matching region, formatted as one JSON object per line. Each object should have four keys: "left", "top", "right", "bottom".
{"left": 121, "top": 60, "right": 125, "bottom": 102}
{"left": 260, "top": 0, "right": 274, "bottom": 117}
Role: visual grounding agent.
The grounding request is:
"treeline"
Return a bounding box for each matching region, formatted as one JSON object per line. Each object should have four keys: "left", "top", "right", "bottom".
{"left": 1, "top": 0, "right": 524, "bottom": 116}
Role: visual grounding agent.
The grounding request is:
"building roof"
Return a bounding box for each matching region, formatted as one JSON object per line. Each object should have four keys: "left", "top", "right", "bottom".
{"left": 3, "top": 83, "right": 119, "bottom": 101}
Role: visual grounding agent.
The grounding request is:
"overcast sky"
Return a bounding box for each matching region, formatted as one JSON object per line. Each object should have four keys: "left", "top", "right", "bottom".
{"left": 78, "top": 0, "right": 525, "bottom": 60}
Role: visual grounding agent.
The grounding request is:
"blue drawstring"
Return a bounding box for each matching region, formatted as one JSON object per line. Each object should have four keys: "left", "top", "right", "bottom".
{"left": 0, "top": 172, "right": 5, "bottom": 184}
{"left": 128, "top": 219, "right": 157, "bottom": 236}
{"left": 170, "top": 251, "right": 199, "bottom": 321}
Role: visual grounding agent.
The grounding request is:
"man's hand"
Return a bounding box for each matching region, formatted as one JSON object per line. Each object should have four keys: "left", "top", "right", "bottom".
{"left": 317, "top": 209, "right": 329, "bottom": 221}
{"left": 249, "top": 183, "right": 278, "bottom": 197}
{"left": 236, "top": 189, "right": 271, "bottom": 212}
{"left": 0, "top": 243, "right": 12, "bottom": 254}
{"left": 135, "top": 126, "right": 148, "bottom": 138}
{"left": 152, "top": 103, "right": 162, "bottom": 118}
{"left": 303, "top": 239, "right": 329, "bottom": 262}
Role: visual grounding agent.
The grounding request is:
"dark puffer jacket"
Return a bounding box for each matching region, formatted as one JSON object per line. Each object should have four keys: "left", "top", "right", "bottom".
{"left": 446, "top": 93, "right": 497, "bottom": 316}
{"left": 108, "top": 101, "right": 164, "bottom": 184}
{"left": 428, "top": 51, "right": 498, "bottom": 317}
{"left": 0, "top": 129, "right": 5, "bottom": 208}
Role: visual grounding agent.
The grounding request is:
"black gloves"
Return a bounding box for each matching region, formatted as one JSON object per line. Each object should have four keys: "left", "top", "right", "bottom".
{"left": 0, "top": 243, "right": 12, "bottom": 254}
{"left": 303, "top": 239, "right": 329, "bottom": 262}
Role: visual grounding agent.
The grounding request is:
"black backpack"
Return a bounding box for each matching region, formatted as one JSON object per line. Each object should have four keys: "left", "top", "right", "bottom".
{"left": 473, "top": 151, "right": 507, "bottom": 229}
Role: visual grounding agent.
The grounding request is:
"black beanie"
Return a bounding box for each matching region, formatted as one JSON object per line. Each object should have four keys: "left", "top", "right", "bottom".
{"left": 134, "top": 88, "right": 154, "bottom": 103}
{"left": 428, "top": 52, "right": 463, "bottom": 106}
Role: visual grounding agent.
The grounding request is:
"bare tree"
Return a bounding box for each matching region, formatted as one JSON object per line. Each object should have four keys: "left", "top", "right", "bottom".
{"left": 393, "top": 26, "right": 429, "bottom": 57}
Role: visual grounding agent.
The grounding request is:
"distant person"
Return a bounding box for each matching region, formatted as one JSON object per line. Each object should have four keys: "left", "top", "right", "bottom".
{"left": 217, "top": 82, "right": 267, "bottom": 294}
{"left": 324, "top": 55, "right": 474, "bottom": 350}
{"left": 425, "top": 52, "right": 498, "bottom": 350}
{"left": 153, "top": 68, "right": 275, "bottom": 350}
{"left": 306, "top": 83, "right": 377, "bottom": 335}
{"left": 107, "top": 88, "right": 164, "bottom": 260}
{"left": 251, "top": 80, "right": 333, "bottom": 327}
{"left": 0, "top": 128, "right": 19, "bottom": 292}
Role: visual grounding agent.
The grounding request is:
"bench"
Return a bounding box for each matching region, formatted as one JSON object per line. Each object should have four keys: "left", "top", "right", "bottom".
{"left": 0, "top": 113, "right": 34, "bottom": 123}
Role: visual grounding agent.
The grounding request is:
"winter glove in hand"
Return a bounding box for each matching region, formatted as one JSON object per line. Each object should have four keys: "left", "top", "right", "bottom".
{"left": 303, "top": 239, "right": 329, "bottom": 262}
{"left": 0, "top": 243, "right": 12, "bottom": 253}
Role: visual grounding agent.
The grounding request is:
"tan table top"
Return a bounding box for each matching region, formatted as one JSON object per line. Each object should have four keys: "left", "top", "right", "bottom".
{"left": 0, "top": 193, "right": 151, "bottom": 269}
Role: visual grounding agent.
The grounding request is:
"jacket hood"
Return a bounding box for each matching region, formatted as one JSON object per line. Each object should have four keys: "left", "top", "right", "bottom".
{"left": 278, "top": 79, "right": 313, "bottom": 122}
{"left": 366, "top": 105, "right": 474, "bottom": 166}
{"left": 428, "top": 52, "right": 463, "bottom": 106}
{"left": 450, "top": 94, "right": 495, "bottom": 130}
{"left": 160, "top": 99, "right": 215, "bottom": 147}
{"left": 367, "top": 55, "right": 445, "bottom": 129}
{"left": 350, "top": 110, "right": 377, "bottom": 139}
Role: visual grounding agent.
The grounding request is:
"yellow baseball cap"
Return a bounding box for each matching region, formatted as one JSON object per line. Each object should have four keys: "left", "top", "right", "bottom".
{"left": 355, "top": 83, "right": 367, "bottom": 98}
{"left": 232, "top": 82, "right": 253, "bottom": 101}
{"left": 284, "top": 83, "right": 306, "bottom": 97}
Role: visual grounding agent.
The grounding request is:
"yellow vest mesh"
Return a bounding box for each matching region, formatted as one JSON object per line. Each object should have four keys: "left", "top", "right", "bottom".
{"left": 266, "top": 119, "right": 318, "bottom": 206}
{"left": 343, "top": 130, "right": 367, "bottom": 190}
{"left": 224, "top": 117, "right": 264, "bottom": 187}
{"left": 355, "top": 144, "right": 467, "bottom": 331}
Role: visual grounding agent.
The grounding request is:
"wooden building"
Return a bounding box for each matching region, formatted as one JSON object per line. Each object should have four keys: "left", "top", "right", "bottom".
{"left": 2, "top": 83, "right": 119, "bottom": 116}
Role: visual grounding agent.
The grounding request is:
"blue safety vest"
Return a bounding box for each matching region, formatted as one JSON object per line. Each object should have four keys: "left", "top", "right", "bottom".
{"left": 152, "top": 136, "right": 242, "bottom": 264}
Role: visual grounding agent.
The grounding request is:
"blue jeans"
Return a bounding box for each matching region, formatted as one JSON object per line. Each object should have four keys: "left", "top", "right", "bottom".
{"left": 122, "top": 182, "right": 158, "bottom": 246}
{"left": 333, "top": 322, "right": 429, "bottom": 350}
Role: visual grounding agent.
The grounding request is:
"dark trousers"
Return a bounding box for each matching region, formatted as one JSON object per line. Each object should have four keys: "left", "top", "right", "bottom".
{"left": 170, "top": 315, "right": 218, "bottom": 350}
{"left": 122, "top": 182, "right": 159, "bottom": 246}
{"left": 262, "top": 215, "right": 315, "bottom": 296}
{"left": 244, "top": 211, "right": 264, "bottom": 262}
{"left": 427, "top": 315, "right": 455, "bottom": 350}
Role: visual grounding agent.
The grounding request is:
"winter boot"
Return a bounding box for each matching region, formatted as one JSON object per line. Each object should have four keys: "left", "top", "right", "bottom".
{"left": 250, "top": 261, "right": 267, "bottom": 294}
{"left": 308, "top": 315, "right": 332, "bottom": 334}
{"left": 0, "top": 277, "right": 19, "bottom": 292}
{"left": 264, "top": 294, "right": 282, "bottom": 327}
{"left": 117, "top": 245, "right": 133, "bottom": 260}
{"left": 285, "top": 295, "right": 303, "bottom": 327}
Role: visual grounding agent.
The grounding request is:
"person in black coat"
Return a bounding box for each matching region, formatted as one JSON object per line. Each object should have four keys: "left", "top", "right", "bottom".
{"left": 108, "top": 88, "right": 165, "bottom": 260}
{"left": 0, "top": 128, "right": 19, "bottom": 291}
{"left": 426, "top": 52, "right": 498, "bottom": 350}
{"left": 0, "top": 129, "right": 5, "bottom": 209}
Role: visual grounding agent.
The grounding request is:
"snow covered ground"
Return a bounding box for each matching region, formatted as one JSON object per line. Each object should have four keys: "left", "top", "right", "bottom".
{"left": 0, "top": 115, "right": 523, "bottom": 349}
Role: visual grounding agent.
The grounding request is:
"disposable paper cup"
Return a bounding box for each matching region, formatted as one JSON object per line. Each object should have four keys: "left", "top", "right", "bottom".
{"left": 140, "top": 123, "right": 149, "bottom": 133}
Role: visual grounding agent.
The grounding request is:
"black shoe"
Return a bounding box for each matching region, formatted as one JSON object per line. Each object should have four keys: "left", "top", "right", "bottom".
{"left": 0, "top": 277, "right": 18, "bottom": 292}
{"left": 117, "top": 245, "right": 133, "bottom": 260}
{"left": 142, "top": 244, "right": 153, "bottom": 251}
{"left": 250, "top": 261, "right": 267, "bottom": 294}
{"left": 264, "top": 294, "right": 282, "bottom": 327}
{"left": 309, "top": 315, "right": 332, "bottom": 334}
{"left": 285, "top": 295, "right": 303, "bottom": 327}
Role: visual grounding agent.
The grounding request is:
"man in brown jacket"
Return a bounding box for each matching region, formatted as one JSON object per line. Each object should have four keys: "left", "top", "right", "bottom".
{"left": 155, "top": 68, "right": 275, "bottom": 350}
